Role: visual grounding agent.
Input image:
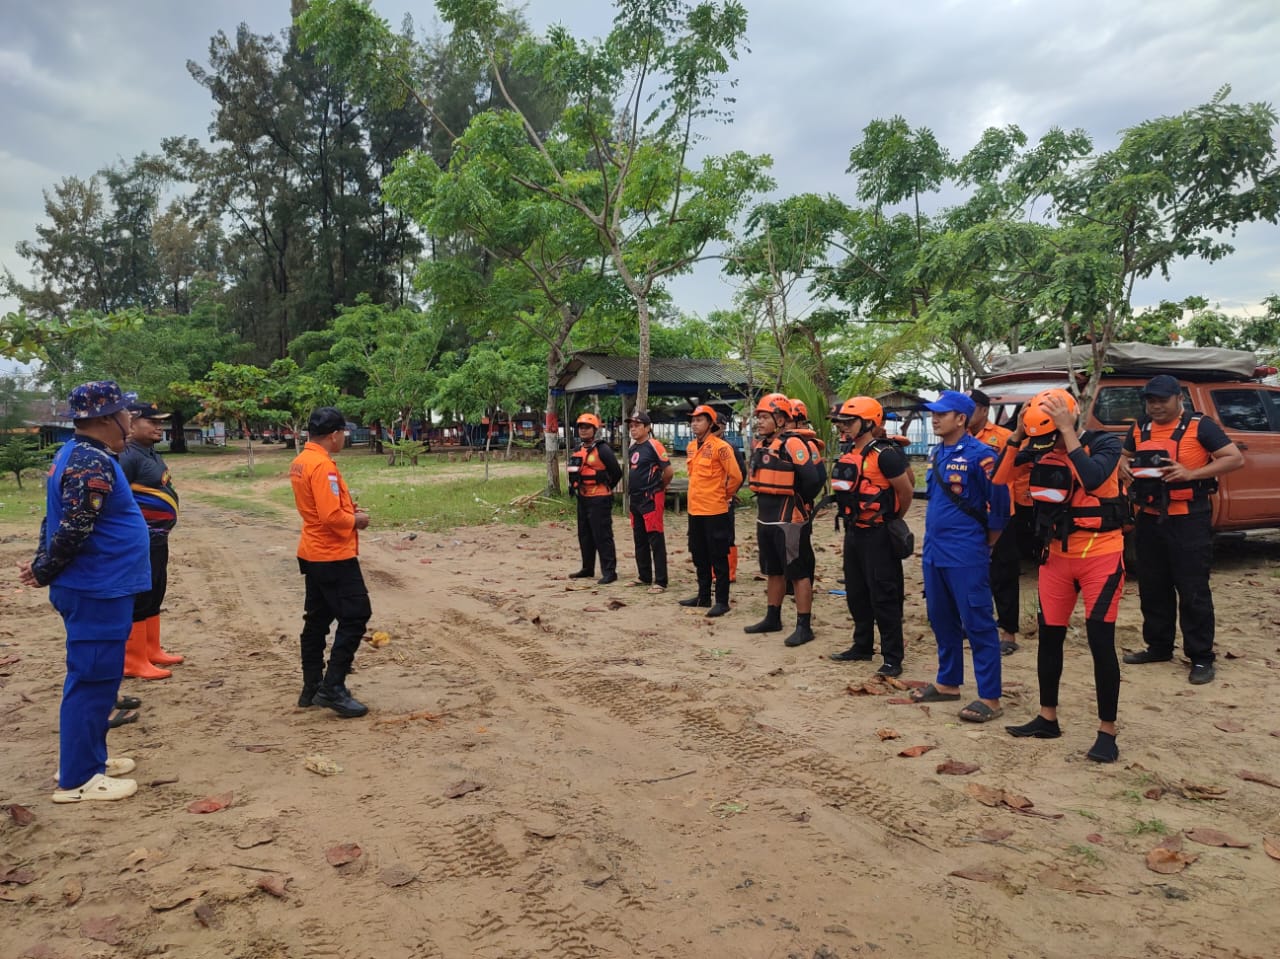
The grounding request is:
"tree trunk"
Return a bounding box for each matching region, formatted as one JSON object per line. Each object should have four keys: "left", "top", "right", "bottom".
{"left": 169, "top": 409, "right": 188, "bottom": 453}
{"left": 543, "top": 366, "right": 562, "bottom": 497}
{"left": 636, "top": 294, "right": 651, "bottom": 413}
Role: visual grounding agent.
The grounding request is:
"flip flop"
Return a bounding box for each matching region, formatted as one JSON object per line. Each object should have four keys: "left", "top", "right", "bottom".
{"left": 108, "top": 708, "right": 140, "bottom": 729}
{"left": 1000, "top": 640, "right": 1019, "bottom": 656}
{"left": 959, "top": 701, "right": 1004, "bottom": 723}
{"left": 910, "top": 684, "right": 962, "bottom": 703}
{"left": 647, "top": 585, "right": 666, "bottom": 594}
{"left": 116, "top": 695, "right": 142, "bottom": 710}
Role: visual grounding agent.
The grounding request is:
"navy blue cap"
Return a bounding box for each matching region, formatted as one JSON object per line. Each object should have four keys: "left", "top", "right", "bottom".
{"left": 1142, "top": 374, "right": 1182, "bottom": 398}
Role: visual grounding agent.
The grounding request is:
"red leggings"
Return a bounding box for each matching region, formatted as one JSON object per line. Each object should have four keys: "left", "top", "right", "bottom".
{"left": 1037, "top": 551, "right": 1125, "bottom": 722}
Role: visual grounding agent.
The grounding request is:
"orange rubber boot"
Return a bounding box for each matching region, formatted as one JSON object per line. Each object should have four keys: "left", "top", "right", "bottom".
{"left": 728, "top": 545, "right": 739, "bottom": 583}
{"left": 147, "top": 616, "right": 183, "bottom": 666}
{"left": 124, "top": 620, "right": 171, "bottom": 680}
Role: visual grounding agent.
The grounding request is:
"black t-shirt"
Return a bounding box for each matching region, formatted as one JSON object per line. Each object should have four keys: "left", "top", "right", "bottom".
{"left": 628, "top": 437, "right": 670, "bottom": 499}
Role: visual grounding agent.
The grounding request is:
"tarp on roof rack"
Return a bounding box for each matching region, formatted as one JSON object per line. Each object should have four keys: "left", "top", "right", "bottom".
{"left": 984, "top": 343, "right": 1259, "bottom": 382}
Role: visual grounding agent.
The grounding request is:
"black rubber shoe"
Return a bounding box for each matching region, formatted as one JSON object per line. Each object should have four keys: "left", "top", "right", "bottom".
{"left": 597, "top": 573, "right": 618, "bottom": 585}
{"left": 1005, "top": 716, "right": 1062, "bottom": 739}
{"left": 568, "top": 569, "right": 594, "bottom": 579}
{"left": 1122, "top": 648, "right": 1172, "bottom": 665}
{"left": 297, "top": 684, "right": 319, "bottom": 708}
{"left": 744, "top": 617, "right": 783, "bottom": 634}
{"left": 829, "top": 648, "right": 874, "bottom": 663}
{"left": 876, "top": 662, "right": 903, "bottom": 677}
{"left": 1086, "top": 731, "right": 1119, "bottom": 763}
{"left": 783, "top": 624, "right": 815, "bottom": 648}
{"left": 678, "top": 595, "right": 712, "bottom": 608}
{"left": 312, "top": 685, "right": 369, "bottom": 718}
{"left": 705, "top": 603, "right": 730, "bottom": 618}
{"left": 1188, "top": 663, "right": 1216, "bottom": 685}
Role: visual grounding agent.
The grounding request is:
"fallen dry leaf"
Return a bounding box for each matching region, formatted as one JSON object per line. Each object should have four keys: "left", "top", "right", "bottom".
{"left": 1086, "top": 833, "right": 1105, "bottom": 845}
{"left": 1038, "top": 867, "right": 1108, "bottom": 896}
{"left": 1237, "top": 769, "right": 1280, "bottom": 789}
{"left": 325, "top": 843, "right": 363, "bottom": 866}
{"left": 186, "top": 792, "right": 233, "bottom": 814}
{"left": 8, "top": 804, "right": 35, "bottom": 826}
{"left": 234, "top": 825, "right": 276, "bottom": 850}
{"left": 605, "top": 599, "right": 626, "bottom": 610}
{"left": 1146, "top": 847, "right": 1196, "bottom": 875}
{"left": 949, "top": 866, "right": 1005, "bottom": 883}
{"left": 897, "top": 744, "right": 935, "bottom": 758}
{"left": 80, "top": 916, "right": 124, "bottom": 945}
{"left": 936, "top": 760, "right": 980, "bottom": 776}
{"left": 886, "top": 697, "right": 916, "bottom": 704}
{"left": 846, "top": 681, "right": 887, "bottom": 696}
{"left": 443, "top": 780, "right": 484, "bottom": 799}
{"left": 1264, "top": 837, "right": 1280, "bottom": 861}
{"left": 193, "top": 902, "right": 217, "bottom": 927}
{"left": 1178, "top": 781, "right": 1228, "bottom": 800}
{"left": 1143, "top": 787, "right": 1164, "bottom": 800}
{"left": 881, "top": 676, "right": 910, "bottom": 690}
{"left": 0, "top": 868, "right": 37, "bottom": 885}
{"left": 966, "top": 783, "right": 1005, "bottom": 807}
{"left": 379, "top": 864, "right": 418, "bottom": 887}
{"left": 978, "top": 828, "right": 1013, "bottom": 842}
{"left": 875, "top": 727, "right": 901, "bottom": 741}
{"left": 62, "top": 877, "right": 82, "bottom": 906}
{"left": 1185, "top": 827, "right": 1250, "bottom": 848}
{"left": 256, "top": 874, "right": 289, "bottom": 898}
{"left": 304, "top": 755, "right": 342, "bottom": 776}
{"left": 150, "top": 888, "right": 204, "bottom": 912}
{"left": 1214, "top": 719, "right": 1245, "bottom": 733}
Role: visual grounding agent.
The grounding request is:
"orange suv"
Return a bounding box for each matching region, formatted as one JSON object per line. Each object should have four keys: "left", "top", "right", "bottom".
{"left": 979, "top": 344, "right": 1280, "bottom": 532}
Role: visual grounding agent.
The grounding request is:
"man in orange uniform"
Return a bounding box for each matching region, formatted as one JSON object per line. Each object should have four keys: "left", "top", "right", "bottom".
{"left": 290, "top": 408, "right": 371, "bottom": 718}
{"left": 828, "top": 396, "right": 914, "bottom": 675}
{"left": 999, "top": 390, "right": 1128, "bottom": 761}
{"left": 744, "top": 394, "right": 826, "bottom": 646}
{"left": 968, "top": 389, "right": 1022, "bottom": 655}
{"left": 566, "top": 412, "right": 623, "bottom": 584}
{"left": 1121, "top": 374, "right": 1243, "bottom": 684}
{"left": 680, "top": 405, "right": 743, "bottom": 616}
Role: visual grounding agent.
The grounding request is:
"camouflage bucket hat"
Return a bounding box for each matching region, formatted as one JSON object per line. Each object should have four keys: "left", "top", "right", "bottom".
{"left": 61, "top": 381, "right": 138, "bottom": 420}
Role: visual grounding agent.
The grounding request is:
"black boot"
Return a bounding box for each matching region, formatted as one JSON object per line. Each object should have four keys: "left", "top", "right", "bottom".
{"left": 298, "top": 683, "right": 319, "bottom": 707}
{"left": 679, "top": 595, "right": 712, "bottom": 608}
{"left": 744, "top": 605, "right": 783, "bottom": 634}
{"left": 568, "top": 569, "right": 594, "bottom": 579}
{"left": 783, "top": 613, "right": 815, "bottom": 648}
{"left": 312, "top": 683, "right": 368, "bottom": 718}
{"left": 705, "top": 603, "right": 731, "bottom": 618}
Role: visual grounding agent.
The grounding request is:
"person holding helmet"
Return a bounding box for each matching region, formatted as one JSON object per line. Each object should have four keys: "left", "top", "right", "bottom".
{"left": 910, "top": 390, "right": 1009, "bottom": 723}
{"left": 996, "top": 388, "right": 1129, "bottom": 761}
{"left": 1120, "top": 374, "right": 1243, "bottom": 684}
{"left": 745, "top": 393, "right": 826, "bottom": 646}
{"left": 566, "top": 412, "right": 623, "bottom": 584}
{"left": 625, "top": 411, "right": 673, "bottom": 592}
{"left": 828, "top": 396, "right": 915, "bottom": 675}
{"left": 968, "top": 388, "right": 1023, "bottom": 656}
{"left": 680, "top": 404, "right": 743, "bottom": 615}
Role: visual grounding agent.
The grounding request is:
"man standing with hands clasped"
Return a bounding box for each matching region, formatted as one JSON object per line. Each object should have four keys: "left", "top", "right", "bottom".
{"left": 680, "top": 404, "right": 743, "bottom": 616}
{"left": 19, "top": 381, "right": 150, "bottom": 803}
{"left": 291, "top": 408, "right": 372, "bottom": 717}
{"left": 1121, "top": 374, "right": 1243, "bottom": 684}
{"left": 911, "top": 390, "right": 1009, "bottom": 723}
{"left": 625, "top": 411, "right": 673, "bottom": 592}
{"left": 566, "top": 412, "right": 623, "bottom": 585}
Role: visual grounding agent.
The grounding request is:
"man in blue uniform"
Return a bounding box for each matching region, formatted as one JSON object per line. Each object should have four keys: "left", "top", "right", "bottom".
{"left": 910, "top": 390, "right": 1009, "bottom": 722}
{"left": 18, "top": 381, "right": 151, "bottom": 803}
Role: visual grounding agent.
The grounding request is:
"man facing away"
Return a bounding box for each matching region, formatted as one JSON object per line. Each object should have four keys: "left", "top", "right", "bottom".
{"left": 680, "top": 404, "right": 743, "bottom": 616}
{"left": 19, "top": 381, "right": 150, "bottom": 803}
{"left": 625, "top": 411, "right": 673, "bottom": 592}
{"left": 1121, "top": 374, "right": 1243, "bottom": 684}
{"left": 290, "top": 407, "right": 371, "bottom": 717}
{"left": 119, "top": 401, "right": 184, "bottom": 680}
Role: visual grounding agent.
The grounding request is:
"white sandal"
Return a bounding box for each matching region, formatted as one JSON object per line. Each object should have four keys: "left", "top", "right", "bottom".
{"left": 52, "top": 773, "right": 138, "bottom": 804}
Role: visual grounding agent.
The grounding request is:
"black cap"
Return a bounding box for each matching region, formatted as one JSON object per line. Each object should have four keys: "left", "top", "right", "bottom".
{"left": 1142, "top": 374, "right": 1181, "bottom": 398}
{"left": 307, "top": 407, "right": 346, "bottom": 435}
{"left": 626, "top": 411, "right": 653, "bottom": 426}
{"left": 968, "top": 388, "right": 991, "bottom": 408}
{"left": 127, "top": 402, "right": 170, "bottom": 420}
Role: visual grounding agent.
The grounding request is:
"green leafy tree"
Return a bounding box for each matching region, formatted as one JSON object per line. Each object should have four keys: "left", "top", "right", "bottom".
{"left": 0, "top": 437, "right": 53, "bottom": 490}
{"left": 173, "top": 362, "right": 281, "bottom": 471}
{"left": 433, "top": 346, "right": 542, "bottom": 477}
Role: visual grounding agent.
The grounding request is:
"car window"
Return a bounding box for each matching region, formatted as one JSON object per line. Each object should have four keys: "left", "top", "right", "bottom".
{"left": 1212, "top": 389, "right": 1276, "bottom": 432}
{"left": 1095, "top": 385, "right": 1194, "bottom": 425}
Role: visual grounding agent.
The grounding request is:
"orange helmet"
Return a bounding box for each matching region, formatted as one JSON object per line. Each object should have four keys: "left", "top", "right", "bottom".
{"left": 690, "top": 403, "right": 718, "bottom": 423}
{"left": 791, "top": 399, "right": 809, "bottom": 421}
{"left": 1022, "top": 389, "right": 1077, "bottom": 436}
{"left": 575, "top": 412, "right": 602, "bottom": 429}
{"left": 754, "top": 392, "right": 792, "bottom": 419}
{"left": 834, "top": 396, "right": 883, "bottom": 428}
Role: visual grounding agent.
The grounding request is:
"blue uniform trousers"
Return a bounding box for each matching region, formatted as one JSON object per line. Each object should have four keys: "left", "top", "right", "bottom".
{"left": 922, "top": 560, "right": 1002, "bottom": 700}
{"left": 50, "top": 588, "right": 131, "bottom": 789}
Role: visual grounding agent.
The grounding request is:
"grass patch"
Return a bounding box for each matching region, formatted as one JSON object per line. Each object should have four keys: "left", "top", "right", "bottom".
{"left": 268, "top": 471, "right": 575, "bottom": 531}
{"left": 1065, "top": 843, "right": 1103, "bottom": 867}
{"left": 194, "top": 492, "right": 289, "bottom": 520}
{"left": 1075, "top": 809, "right": 1101, "bottom": 821}
{"left": 1127, "top": 819, "right": 1169, "bottom": 836}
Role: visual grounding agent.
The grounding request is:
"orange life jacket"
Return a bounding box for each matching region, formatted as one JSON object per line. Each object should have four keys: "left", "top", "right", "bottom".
{"left": 1028, "top": 434, "right": 1128, "bottom": 555}
{"left": 1129, "top": 411, "right": 1217, "bottom": 514}
{"left": 567, "top": 442, "right": 612, "bottom": 497}
{"left": 832, "top": 440, "right": 898, "bottom": 527}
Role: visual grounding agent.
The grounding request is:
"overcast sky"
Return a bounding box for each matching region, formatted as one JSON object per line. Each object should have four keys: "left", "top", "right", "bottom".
{"left": 3, "top": 0, "right": 1279, "bottom": 373}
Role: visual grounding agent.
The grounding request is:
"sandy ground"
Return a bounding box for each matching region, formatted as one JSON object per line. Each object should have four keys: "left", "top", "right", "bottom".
{"left": 2, "top": 460, "right": 1279, "bottom": 959}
